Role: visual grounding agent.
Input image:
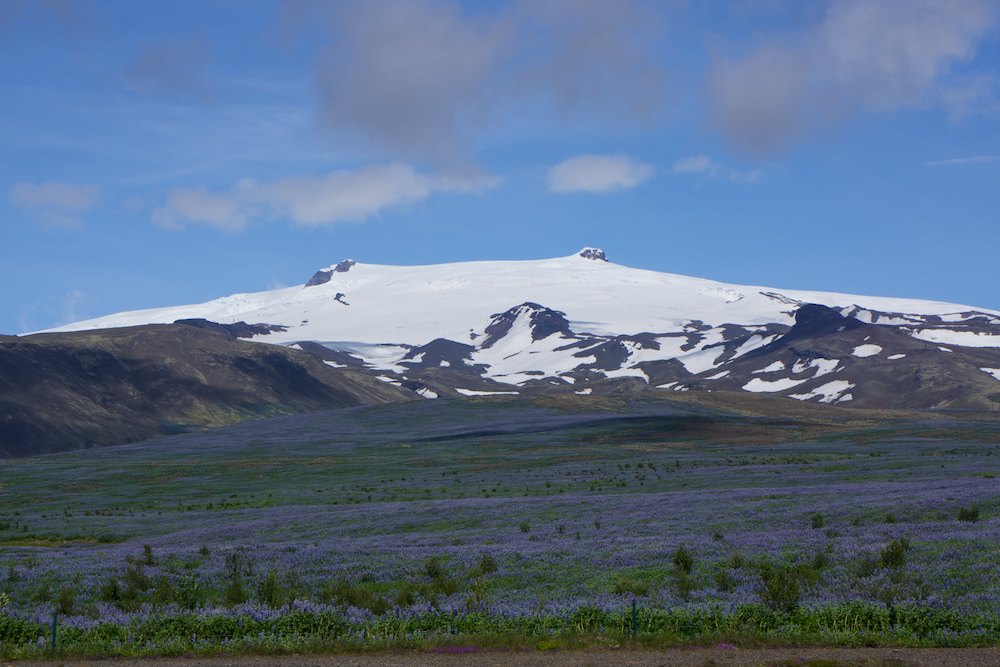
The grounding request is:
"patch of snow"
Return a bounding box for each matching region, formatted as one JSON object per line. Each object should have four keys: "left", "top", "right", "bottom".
{"left": 938, "top": 346, "right": 953, "bottom": 353}
{"left": 853, "top": 309, "right": 874, "bottom": 323}
{"left": 730, "top": 334, "right": 777, "bottom": 359}
{"left": 912, "top": 329, "right": 1000, "bottom": 348}
{"left": 852, "top": 344, "right": 882, "bottom": 358}
{"left": 439, "top": 359, "right": 451, "bottom": 367}
{"left": 574, "top": 388, "right": 593, "bottom": 395}
{"left": 455, "top": 388, "right": 519, "bottom": 396}
{"left": 324, "top": 342, "right": 409, "bottom": 373}
{"left": 416, "top": 387, "right": 439, "bottom": 399}
{"left": 887, "top": 353, "right": 906, "bottom": 360}
{"left": 742, "top": 377, "right": 808, "bottom": 393}
{"left": 754, "top": 361, "right": 786, "bottom": 374}
{"left": 603, "top": 367, "right": 649, "bottom": 382}
{"left": 980, "top": 368, "right": 1000, "bottom": 382}
{"left": 794, "top": 358, "right": 840, "bottom": 377}
{"left": 375, "top": 375, "right": 402, "bottom": 386}
{"left": 790, "top": 380, "right": 855, "bottom": 404}
{"left": 656, "top": 382, "right": 677, "bottom": 390}
{"left": 323, "top": 360, "right": 346, "bottom": 368}
{"left": 705, "top": 370, "right": 730, "bottom": 380}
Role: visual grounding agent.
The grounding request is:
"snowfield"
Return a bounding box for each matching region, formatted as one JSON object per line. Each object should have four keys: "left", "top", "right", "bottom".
{"left": 43, "top": 248, "right": 1000, "bottom": 346}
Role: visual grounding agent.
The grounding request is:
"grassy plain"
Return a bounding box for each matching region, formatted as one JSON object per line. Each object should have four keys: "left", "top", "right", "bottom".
{"left": 0, "top": 395, "right": 998, "bottom": 657}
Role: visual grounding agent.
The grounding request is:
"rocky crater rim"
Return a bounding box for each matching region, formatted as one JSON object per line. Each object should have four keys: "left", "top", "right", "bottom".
{"left": 577, "top": 247, "right": 608, "bottom": 262}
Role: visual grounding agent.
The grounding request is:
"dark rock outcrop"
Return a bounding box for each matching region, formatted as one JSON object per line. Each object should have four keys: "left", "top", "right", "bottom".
{"left": 175, "top": 319, "right": 287, "bottom": 339}
{"left": 305, "top": 259, "right": 357, "bottom": 287}
{"left": 578, "top": 247, "right": 608, "bottom": 261}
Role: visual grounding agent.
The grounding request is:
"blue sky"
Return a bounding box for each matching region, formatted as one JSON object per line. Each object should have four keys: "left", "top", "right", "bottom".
{"left": 2, "top": 0, "right": 999, "bottom": 334}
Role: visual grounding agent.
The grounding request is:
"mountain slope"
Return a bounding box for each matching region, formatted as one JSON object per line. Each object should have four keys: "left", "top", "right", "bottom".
{"left": 0, "top": 324, "right": 410, "bottom": 457}
{"left": 36, "top": 248, "right": 1000, "bottom": 411}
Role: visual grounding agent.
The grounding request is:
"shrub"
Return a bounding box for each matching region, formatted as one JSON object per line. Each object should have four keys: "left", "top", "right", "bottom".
{"left": 123, "top": 563, "right": 150, "bottom": 597}
{"left": 475, "top": 553, "right": 497, "bottom": 575}
{"left": 612, "top": 575, "right": 648, "bottom": 596}
{"left": 759, "top": 562, "right": 802, "bottom": 613}
{"left": 141, "top": 544, "right": 156, "bottom": 566}
{"left": 258, "top": 570, "right": 286, "bottom": 608}
{"left": 713, "top": 566, "right": 736, "bottom": 593}
{"left": 519, "top": 521, "right": 531, "bottom": 533}
{"left": 152, "top": 575, "right": 175, "bottom": 605}
{"left": 175, "top": 575, "right": 207, "bottom": 610}
{"left": 672, "top": 545, "right": 694, "bottom": 574}
{"left": 56, "top": 585, "right": 77, "bottom": 615}
{"left": 810, "top": 513, "right": 825, "bottom": 529}
{"left": 879, "top": 538, "right": 910, "bottom": 569}
{"left": 856, "top": 555, "right": 880, "bottom": 578}
{"left": 98, "top": 577, "right": 122, "bottom": 603}
{"left": 424, "top": 557, "right": 446, "bottom": 580}
{"left": 321, "top": 579, "right": 390, "bottom": 615}
{"left": 957, "top": 506, "right": 980, "bottom": 522}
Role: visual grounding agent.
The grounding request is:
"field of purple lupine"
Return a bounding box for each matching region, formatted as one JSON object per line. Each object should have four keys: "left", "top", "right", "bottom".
{"left": 1, "top": 398, "right": 998, "bottom": 655}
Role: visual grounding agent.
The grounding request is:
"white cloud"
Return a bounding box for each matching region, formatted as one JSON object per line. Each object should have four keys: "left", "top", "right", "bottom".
{"left": 9, "top": 181, "right": 101, "bottom": 226}
{"left": 152, "top": 163, "right": 497, "bottom": 231}
{"left": 672, "top": 155, "right": 764, "bottom": 184}
{"left": 706, "top": 0, "right": 999, "bottom": 153}
{"left": 548, "top": 154, "right": 652, "bottom": 193}
{"left": 152, "top": 188, "right": 245, "bottom": 232}
{"left": 926, "top": 155, "right": 1000, "bottom": 167}
{"left": 673, "top": 155, "right": 719, "bottom": 175}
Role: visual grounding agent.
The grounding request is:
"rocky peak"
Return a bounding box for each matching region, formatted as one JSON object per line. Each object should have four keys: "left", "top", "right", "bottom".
{"left": 578, "top": 247, "right": 608, "bottom": 262}
{"left": 304, "top": 259, "right": 357, "bottom": 288}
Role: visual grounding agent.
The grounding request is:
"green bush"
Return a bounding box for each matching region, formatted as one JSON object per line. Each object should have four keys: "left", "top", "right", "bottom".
{"left": 257, "top": 570, "right": 286, "bottom": 608}
{"left": 672, "top": 545, "right": 694, "bottom": 574}
{"left": 474, "top": 553, "right": 497, "bottom": 575}
{"left": 56, "top": 585, "right": 77, "bottom": 615}
{"left": 957, "top": 506, "right": 980, "bottom": 522}
{"left": 879, "top": 538, "right": 910, "bottom": 569}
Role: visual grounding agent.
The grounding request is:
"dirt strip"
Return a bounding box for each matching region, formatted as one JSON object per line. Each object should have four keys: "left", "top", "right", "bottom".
{"left": 18, "top": 647, "right": 1000, "bottom": 667}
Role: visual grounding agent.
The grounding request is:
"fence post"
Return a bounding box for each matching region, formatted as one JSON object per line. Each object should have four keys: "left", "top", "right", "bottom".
{"left": 631, "top": 599, "right": 637, "bottom": 640}
{"left": 50, "top": 612, "right": 58, "bottom": 655}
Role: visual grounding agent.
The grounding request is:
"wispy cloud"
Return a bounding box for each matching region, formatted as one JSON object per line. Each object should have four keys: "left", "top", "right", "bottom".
{"left": 706, "top": 0, "right": 999, "bottom": 154}
{"left": 672, "top": 155, "right": 764, "bottom": 184}
{"left": 152, "top": 163, "right": 498, "bottom": 232}
{"left": 9, "top": 181, "right": 101, "bottom": 226}
{"left": 547, "top": 154, "right": 653, "bottom": 194}
{"left": 926, "top": 154, "right": 999, "bottom": 166}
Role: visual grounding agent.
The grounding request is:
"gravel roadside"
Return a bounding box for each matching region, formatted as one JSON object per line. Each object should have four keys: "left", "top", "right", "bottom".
{"left": 18, "top": 647, "right": 1000, "bottom": 667}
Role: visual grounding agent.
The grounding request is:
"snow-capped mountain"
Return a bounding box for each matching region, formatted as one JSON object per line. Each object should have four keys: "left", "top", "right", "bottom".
{"left": 44, "top": 248, "right": 1000, "bottom": 409}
